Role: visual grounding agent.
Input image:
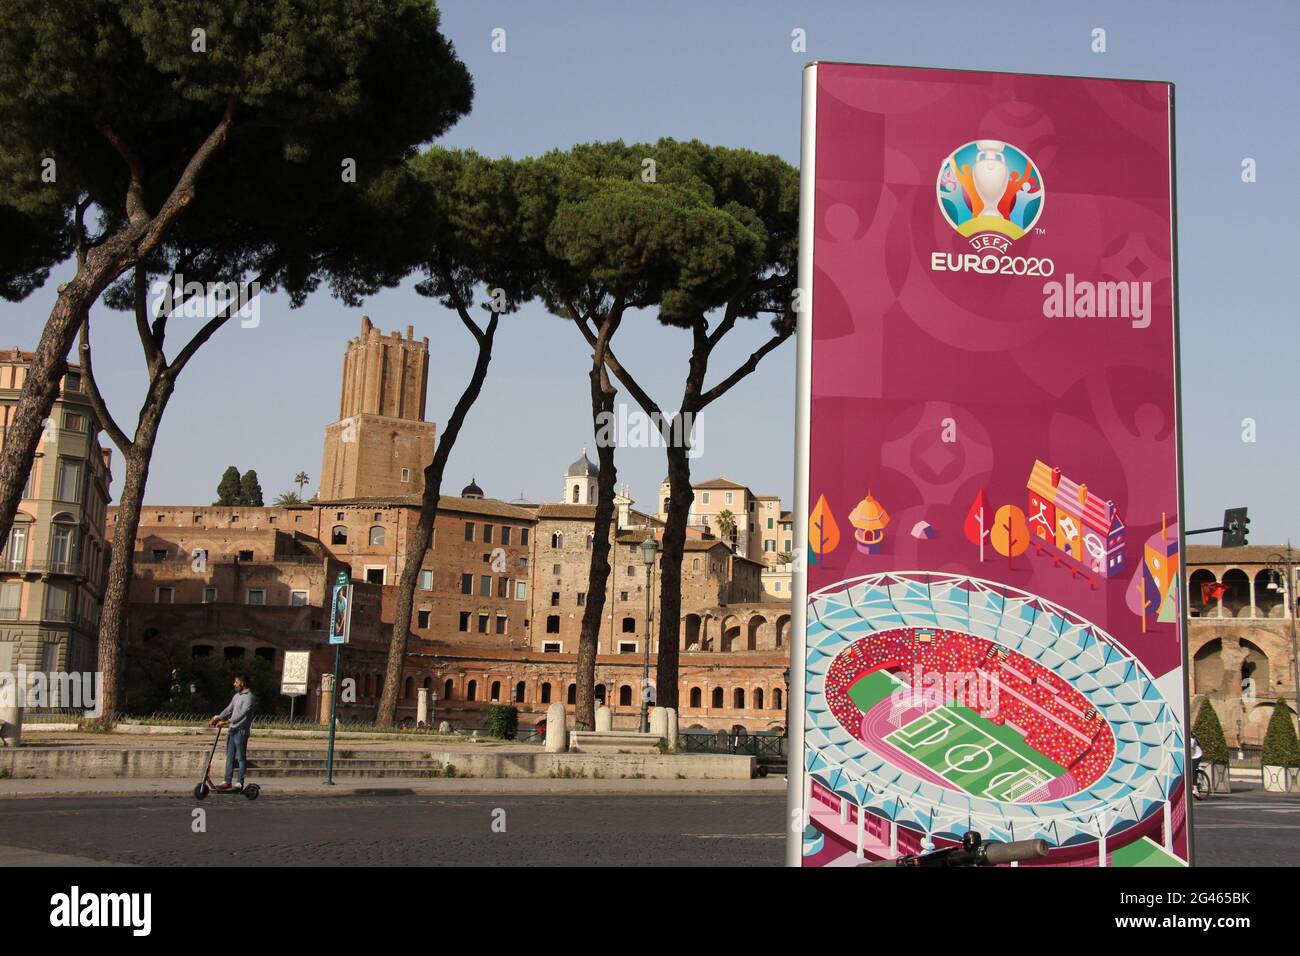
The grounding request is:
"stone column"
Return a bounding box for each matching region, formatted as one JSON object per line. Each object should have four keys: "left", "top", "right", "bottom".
{"left": 649, "top": 706, "right": 667, "bottom": 738}
{"left": 0, "top": 670, "right": 22, "bottom": 747}
{"left": 595, "top": 705, "right": 612, "bottom": 732}
{"left": 416, "top": 686, "right": 429, "bottom": 727}
{"left": 320, "top": 674, "right": 335, "bottom": 726}
{"left": 665, "top": 707, "right": 678, "bottom": 751}
{"left": 544, "top": 702, "right": 567, "bottom": 753}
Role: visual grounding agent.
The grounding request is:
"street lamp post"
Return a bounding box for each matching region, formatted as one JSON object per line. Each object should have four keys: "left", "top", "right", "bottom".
{"left": 1265, "top": 544, "right": 1299, "bottom": 713}
{"left": 639, "top": 536, "right": 658, "bottom": 734}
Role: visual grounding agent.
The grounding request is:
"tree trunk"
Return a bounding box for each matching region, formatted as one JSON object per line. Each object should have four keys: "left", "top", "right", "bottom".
{"left": 376, "top": 313, "right": 498, "bottom": 728}
{"left": 575, "top": 363, "right": 618, "bottom": 732}
{"left": 0, "top": 105, "right": 238, "bottom": 551}
{"left": 96, "top": 383, "right": 170, "bottom": 719}
{"left": 654, "top": 437, "right": 695, "bottom": 710}
{"left": 0, "top": 244, "right": 139, "bottom": 552}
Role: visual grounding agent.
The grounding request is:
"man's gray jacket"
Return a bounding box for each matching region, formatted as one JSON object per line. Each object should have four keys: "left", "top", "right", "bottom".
{"left": 218, "top": 689, "right": 255, "bottom": 733}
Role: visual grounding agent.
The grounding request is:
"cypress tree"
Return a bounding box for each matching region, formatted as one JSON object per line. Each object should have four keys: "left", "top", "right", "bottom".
{"left": 216, "top": 466, "right": 242, "bottom": 506}
{"left": 1192, "top": 699, "right": 1229, "bottom": 764}
{"left": 240, "top": 470, "right": 264, "bottom": 507}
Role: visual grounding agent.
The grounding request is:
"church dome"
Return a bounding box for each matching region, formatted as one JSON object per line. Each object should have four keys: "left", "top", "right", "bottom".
{"left": 461, "top": 477, "right": 484, "bottom": 499}
{"left": 566, "top": 449, "right": 598, "bottom": 478}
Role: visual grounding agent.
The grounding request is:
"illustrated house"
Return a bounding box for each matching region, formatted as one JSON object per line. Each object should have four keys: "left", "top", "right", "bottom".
{"left": 1025, "top": 460, "right": 1125, "bottom": 578}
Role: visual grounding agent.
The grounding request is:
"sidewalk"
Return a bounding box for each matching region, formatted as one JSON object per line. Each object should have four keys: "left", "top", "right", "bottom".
{"left": 0, "top": 775, "right": 788, "bottom": 799}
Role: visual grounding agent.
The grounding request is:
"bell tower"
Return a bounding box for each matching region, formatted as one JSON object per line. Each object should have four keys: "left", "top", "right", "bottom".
{"left": 319, "top": 317, "right": 438, "bottom": 500}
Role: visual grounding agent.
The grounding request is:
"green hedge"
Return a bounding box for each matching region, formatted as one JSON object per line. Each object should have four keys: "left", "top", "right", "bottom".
{"left": 1261, "top": 699, "right": 1300, "bottom": 767}
{"left": 486, "top": 704, "right": 518, "bottom": 740}
{"left": 1192, "top": 699, "right": 1230, "bottom": 763}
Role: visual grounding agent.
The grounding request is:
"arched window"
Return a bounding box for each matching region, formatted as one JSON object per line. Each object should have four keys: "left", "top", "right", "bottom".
{"left": 422, "top": 676, "right": 433, "bottom": 689}
{"left": 621, "top": 616, "right": 636, "bottom": 633}
{"left": 404, "top": 676, "right": 414, "bottom": 699}
{"left": 551, "top": 531, "right": 564, "bottom": 549}
{"left": 331, "top": 525, "right": 348, "bottom": 545}
{"left": 712, "top": 687, "right": 724, "bottom": 708}
{"left": 585, "top": 532, "right": 594, "bottom": 550}
{"left": 754, "top": 688, "right": 765, "bottom": 710}
{"left": 571, "top": 485, "right": 580, "bottom": 503}
{"left": 690, "top": 687, "right": 702, "bottom": 708}
{"left": 619, "top": 685, "right": 632, "bottom": 706}
{"left": 515, "top": 680, "right": 527, "bottom": 703}
{"left": 490, "top": 680, "right": 502, "bottom": 702}
{"left": 369, "top": 526, "right": 386, "bottom": 546}
{"left": 774, "top": 688, "right": 783, "bottom": 710}
{"left": 734, "top": 688, "right": 745, "bottom": 709}
{"left": 692, "top": 558, "right": 701, "bottom": 571}
{"left": 443, "top": 679, "right": 455, "bottom": 701}
{"left": 594, "top": 684, "right": 606, "bottom": 704}
{"left": 567, "top": 683, "right": 576, "bottom": 705}
{"left": 467, "top": 679, "right": 478, "bottom": 701}
{"left": 541, "top": 682, "right": 552, "bottom": 704}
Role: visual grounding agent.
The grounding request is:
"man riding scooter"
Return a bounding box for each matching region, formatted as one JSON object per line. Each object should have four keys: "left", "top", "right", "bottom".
{"left": 210, "top": 675, "right": 256, "bottom": 791}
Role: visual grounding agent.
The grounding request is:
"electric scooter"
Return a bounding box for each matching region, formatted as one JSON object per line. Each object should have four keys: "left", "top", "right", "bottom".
{"left": 193, "top": 723, "right": 261, "bottom": 801}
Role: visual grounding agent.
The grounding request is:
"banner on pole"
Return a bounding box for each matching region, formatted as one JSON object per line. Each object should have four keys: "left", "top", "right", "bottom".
{"left": 791, "top": 63, "right": 1186, "bottom": 868}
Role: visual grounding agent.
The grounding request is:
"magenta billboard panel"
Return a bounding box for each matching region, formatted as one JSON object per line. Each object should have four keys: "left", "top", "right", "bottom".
{"left": 791, "top": 63, "right": 1187, "bottom": 867}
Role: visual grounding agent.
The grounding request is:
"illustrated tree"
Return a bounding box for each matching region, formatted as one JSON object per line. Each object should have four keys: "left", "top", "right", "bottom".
{"left": 216, "top": 466, "right": 242, "bottom": 506}
{"left": 575, "top": 140, "right": 799, "bottom": 710}
{"left": 43, "top": 0, "right": 474, "bottom": 718}
{"left": 1192, "top": 699, "right": 1229, "bottom": 765}
{"left": 809, "top": 494, "right": 840, "bottom": 566}
{"left": 239, "top": 470, "right": 264, "bottom": 507}
{"left": 1125, "top": 556, "right": 1161, "bottom": 631}
{"left": 504, "top": 140, "right": 790, "bottom": 722}
{"left": 373, "top": 150, "right": 538, "bottom": 727}
{"left": 963, "top": 487, "right": 991, "bottom": 562}
{"left": 989, "top": 504, "right": 1029, "bottom": 570}
{"left": 0, "top": 0, "right": 472, "bottom": 567}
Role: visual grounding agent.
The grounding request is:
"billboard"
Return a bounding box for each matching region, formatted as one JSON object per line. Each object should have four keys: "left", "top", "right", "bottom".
{"left": 790, "top": 63, "right": 1187, "bottom": 868}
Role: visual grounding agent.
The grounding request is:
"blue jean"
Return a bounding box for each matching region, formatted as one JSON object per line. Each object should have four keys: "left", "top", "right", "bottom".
{"left": 225, "top": 728, "right": 249, "bottom": 786}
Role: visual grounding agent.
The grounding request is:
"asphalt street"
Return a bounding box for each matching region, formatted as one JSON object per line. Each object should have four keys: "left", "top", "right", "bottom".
{"left": 0, "top": 789, "right": 1291, "bottom": 866}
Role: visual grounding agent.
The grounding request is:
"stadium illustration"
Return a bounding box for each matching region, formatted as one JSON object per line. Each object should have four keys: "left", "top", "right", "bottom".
{"left": 803, "top": 572, "right": 1186, "bottom": 866}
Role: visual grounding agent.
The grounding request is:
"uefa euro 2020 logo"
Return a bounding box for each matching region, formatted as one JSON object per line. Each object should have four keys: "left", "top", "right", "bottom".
{"left": 937, "top": 140, "right": 1043, "bottom": 254}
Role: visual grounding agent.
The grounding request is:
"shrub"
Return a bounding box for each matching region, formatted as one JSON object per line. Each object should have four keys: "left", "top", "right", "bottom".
{"left": 1261, "top": 699, "right": 1300, "bottom": 767}
{"left": 486, "top": 704, "right": 518, "bottom": 740}
{"left": 1192, "top": 699, "right": 1230, "bottom": 763}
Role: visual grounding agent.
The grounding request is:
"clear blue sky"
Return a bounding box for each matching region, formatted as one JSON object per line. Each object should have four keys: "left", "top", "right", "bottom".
{"left": 6, "top": 0, "right": 1298, "bottom": 543}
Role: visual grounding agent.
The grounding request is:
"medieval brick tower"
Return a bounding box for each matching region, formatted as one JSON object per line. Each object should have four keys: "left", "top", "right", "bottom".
{"left": 319, "top": 316, "right": 438, "bottom": 500}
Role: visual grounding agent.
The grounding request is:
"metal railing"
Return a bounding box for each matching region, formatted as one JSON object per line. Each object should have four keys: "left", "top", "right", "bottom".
{"left": 678, "top": 731, "right": 785, "bottom": 756}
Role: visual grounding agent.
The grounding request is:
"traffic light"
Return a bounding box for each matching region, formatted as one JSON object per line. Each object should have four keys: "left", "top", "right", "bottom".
{"left": 1222, "top": 507, "right": 1250, "bottom": 548}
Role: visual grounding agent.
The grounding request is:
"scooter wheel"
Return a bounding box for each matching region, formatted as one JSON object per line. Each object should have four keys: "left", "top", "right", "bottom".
{"left": 243, "top": 784, "right": 261, "bottom": 800}
{"left": 194, "top": 783, "right": 210, "bottom": 800}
